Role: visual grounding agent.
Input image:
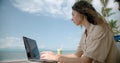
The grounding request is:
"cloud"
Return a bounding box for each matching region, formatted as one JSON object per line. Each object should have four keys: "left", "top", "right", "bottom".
{"left": 10, "top": 0, "right": 120, "bottom": 20}
{"left": 0, "top": 36, "right": 50, "bottom": 50}
{"left": 10, "top": 0, "right": 75, "bottom": 19}
{"left": 0, "top": 37, "right": 24, "bottom": 49}
{"left": 92, "top": 0, "right": 102, "bottom": 13}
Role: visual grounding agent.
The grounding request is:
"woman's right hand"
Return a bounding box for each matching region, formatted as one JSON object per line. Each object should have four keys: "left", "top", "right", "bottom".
{"left": 40, "top": 51, "right": 59, "bottom": 61}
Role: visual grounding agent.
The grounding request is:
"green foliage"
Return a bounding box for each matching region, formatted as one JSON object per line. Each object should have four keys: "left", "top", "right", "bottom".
{"left": 108, "top": 20, "right": 118, "bottom": 29}
{"left": 108, "top": 20, "right": 120, "bottom": 35}
{"left": 75, "top": 0, "right": 119, "bottom": 35}
{"left": 101, "top": 7, "right": 107, "bottom": 17}
{"left": 100, "top": 0, "right": 116, "bottom": 17}
{"left": 100, "top": 0, "right": 120, "bottom": 35}
{"left": 100, "top": 0, "right": 108, "bottom": 7}
{"left": 102, "top": 7, "right": 116, "bottom": 17}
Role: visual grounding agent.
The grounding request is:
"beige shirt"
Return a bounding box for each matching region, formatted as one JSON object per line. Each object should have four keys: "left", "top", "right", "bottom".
{"left": 76, "top": 24, "right": 120, "bottom": 63}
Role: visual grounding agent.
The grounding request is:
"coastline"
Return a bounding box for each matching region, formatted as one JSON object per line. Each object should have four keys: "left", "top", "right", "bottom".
{"left": 0, "top": 50, "right": 75, "bottom": 62}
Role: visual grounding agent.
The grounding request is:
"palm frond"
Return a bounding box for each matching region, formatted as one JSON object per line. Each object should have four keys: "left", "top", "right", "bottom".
{"left": 101, "top": 7, "right": 107, "bottom": 17}
{"left": 108, "top": 20, "right": 118, "bottom": 29}
{"left": 105, "top": 8, "right": 116, "bottom": 17}
{"left": 100, "top": 0, "right": 109, "bottom": 7}
{"left": 107, "top": 12, "right": 116, "bottom": 17}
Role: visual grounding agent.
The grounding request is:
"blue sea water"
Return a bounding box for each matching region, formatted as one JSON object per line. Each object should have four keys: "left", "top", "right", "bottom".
{"left": 0, "top": 50, "right": 75, "bottom": 61}
{"left": 0, "top": 51, "right": 27, "bottom": 61}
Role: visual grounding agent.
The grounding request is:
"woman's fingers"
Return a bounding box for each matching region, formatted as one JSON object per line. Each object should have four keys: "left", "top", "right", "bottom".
{"left": 40, "top": 51, "right": 56, "bottom": 60}
{"left": 40, "top": 51, "right": 52, "bottom": 54}
{"left": 40, "top": 51, "right": 50, "bottom": 59}
{"left": 40, "top": 51, "right": 54, "bottom": 56}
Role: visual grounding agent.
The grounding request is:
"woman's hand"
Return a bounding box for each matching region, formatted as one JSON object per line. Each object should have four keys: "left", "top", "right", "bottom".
{"left": 40, "top": 51, "right": 58, "bottom": 61}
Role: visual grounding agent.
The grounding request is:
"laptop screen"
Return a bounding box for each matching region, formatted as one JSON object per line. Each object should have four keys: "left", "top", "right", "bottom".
{"left": 23, "top": 37, "right": 40, "bottom": 60}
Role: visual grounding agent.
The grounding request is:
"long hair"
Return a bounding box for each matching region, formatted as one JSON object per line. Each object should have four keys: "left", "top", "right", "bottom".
{"left": 72, "top": 0, "right": 108, "bottom": 28}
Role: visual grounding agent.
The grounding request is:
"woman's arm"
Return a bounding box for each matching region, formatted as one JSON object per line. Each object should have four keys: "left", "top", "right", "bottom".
{"left": 61, "top": 54, "right": 77, "bottom": 58}
{"left": 61, "top": 51, "right": 83, "bottom": 58}
{"left": 41, "top": 51, "right": 92, "bottom": 63}
{"left": 57, "top": 54, "right": 92, "bottom": 63}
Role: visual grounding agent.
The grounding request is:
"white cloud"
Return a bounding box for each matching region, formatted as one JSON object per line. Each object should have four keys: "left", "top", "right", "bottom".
{"left": 0, "top": 37, "right": 24, "bottom": 49}
{"left": 0, "top": 36, "right": 50, "bottom": 50}
{"left": 10, "top": 0, "right": 75, "bottom": 19}
{"left": 10, "top": 0, "right": 120, "bottom": 20}
{"left": 92, "top": 0, "right": 102, "bottom": 13}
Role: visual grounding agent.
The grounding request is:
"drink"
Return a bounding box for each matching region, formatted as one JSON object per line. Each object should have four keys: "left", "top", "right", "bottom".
{"left": 57, "top": 48, "right": 62, "bottom": 54}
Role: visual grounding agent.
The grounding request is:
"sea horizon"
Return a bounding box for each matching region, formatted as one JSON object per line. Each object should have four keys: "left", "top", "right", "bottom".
{"left": 0, "top": 49, "right": 75, "bottom": 61}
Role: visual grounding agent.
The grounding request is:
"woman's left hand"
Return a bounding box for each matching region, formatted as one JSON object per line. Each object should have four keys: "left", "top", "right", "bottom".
{"left": 40, "top": 51, "right": 58, "bottom": 61}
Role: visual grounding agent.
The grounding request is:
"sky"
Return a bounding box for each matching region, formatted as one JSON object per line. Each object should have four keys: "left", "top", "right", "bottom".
{"left": 0, "top": 0, "right": 120, "bottom": 51}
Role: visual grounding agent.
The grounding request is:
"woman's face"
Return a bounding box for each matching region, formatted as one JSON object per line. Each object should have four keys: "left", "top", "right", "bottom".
{"left": 72, "top": 10, "right": 84, "bottom": 25}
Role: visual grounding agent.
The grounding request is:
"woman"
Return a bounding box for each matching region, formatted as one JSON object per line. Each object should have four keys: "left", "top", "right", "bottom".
{"left": 41, "top": 1, "right": 120, "bottom": 63}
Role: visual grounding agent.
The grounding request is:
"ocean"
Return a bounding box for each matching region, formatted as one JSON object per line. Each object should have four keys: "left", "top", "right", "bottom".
{"left": 0, "top": 51, "right": 27, "bottom": 61}
{"left": 0, "top": 50, "right": 75, "bottom": 61}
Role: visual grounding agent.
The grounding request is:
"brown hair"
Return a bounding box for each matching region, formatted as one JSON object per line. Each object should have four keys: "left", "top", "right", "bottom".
{"left": 72, "top": 0, "right": 108, "bottom": 27}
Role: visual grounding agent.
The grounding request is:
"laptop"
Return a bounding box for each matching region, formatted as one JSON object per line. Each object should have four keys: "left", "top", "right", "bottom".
{"left": 23, "top": 36, "right": 57, "bottom": 63}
